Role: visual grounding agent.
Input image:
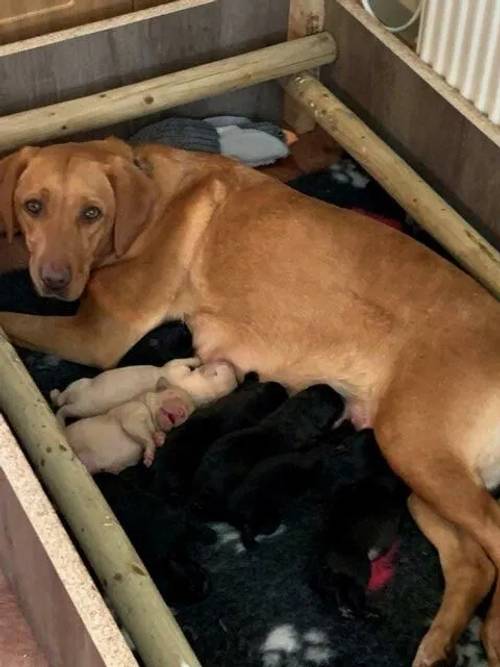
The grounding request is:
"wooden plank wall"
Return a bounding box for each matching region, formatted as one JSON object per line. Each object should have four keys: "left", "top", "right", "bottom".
{"left": 0, "top": 0, "right": 290, "bottom": 130}
{"left": 321, "top": 1, "right": 500, "bottom": 248}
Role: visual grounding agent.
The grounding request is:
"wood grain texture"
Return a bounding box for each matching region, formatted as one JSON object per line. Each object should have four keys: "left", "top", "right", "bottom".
{"left": 0, "top": 567, "right": 48, "bottom": 667}
{"left": 0, "top": 0, "right": 131, "bottom": 45}
{"left": 0, "top": 417, "right": 138, "bottom": 667}
{"left": 0, "top": 0, "right": 289, "bottom": 123}
{"left": 284, "top": 0, "right": 325, "bottom": 133}
{"left": 321, "top": 0, "right": 500, "bottom": 247}
{"left": 0, "top": 0, "right": 216, "bottom": 57}
{"left": 133, "top": 0, "right": 184, "bottom": 8}
{"left": 0, "top": 33, "right": 335, "bottom": 152}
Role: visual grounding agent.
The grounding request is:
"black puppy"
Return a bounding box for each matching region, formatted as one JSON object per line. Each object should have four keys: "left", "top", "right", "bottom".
{"left": 150, "top": 372, "right": 288, "bottom": 502}
{"left": 228, "top": 421, "right": 356, "bottom": 548}
{"left": 191, "top": 384, "right": 345, "bottom": 519}
{"left": 94, "top": 472, "right": 215, "bottom": 605}
{"left": 310, "top": 429, "right": 408, "bottom": 618}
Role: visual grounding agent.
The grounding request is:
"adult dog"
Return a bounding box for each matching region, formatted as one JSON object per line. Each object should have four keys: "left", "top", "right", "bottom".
{"left": 0, "top": 138, "right": 499, "bottom": 665}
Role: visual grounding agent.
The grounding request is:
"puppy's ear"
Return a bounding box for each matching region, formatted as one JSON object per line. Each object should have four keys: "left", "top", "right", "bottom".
{"left": 0, "top": 146, "right": 39, "bottom": 242}
{"left": 156, "top": 376, "right": 170, "bottom": 392}
{"left": 107, "top": 156, "right": 157, "bottom": 258}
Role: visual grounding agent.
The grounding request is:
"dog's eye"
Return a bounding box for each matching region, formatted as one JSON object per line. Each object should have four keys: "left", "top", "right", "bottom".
{"left": 24, "top": 199, "right": 43, "bottom": 216}
{"left": 82, "top": 206, "right": 102, "bottom": 221}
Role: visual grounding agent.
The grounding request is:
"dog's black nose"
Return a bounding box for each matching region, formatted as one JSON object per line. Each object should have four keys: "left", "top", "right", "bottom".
{"left": 40, "top": 263, "right": 72, "bottom": 291}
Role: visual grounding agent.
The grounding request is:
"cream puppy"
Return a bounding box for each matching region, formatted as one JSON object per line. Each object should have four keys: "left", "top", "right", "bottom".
{"left": 65, "top": 380, "right": 195, "bottom": 474}
{"left": 51, "top": 357, "right": 237, "bottom": 424}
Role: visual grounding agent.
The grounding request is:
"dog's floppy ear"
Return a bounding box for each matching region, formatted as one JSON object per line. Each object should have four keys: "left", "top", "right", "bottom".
{"left": 0, "top": 146, "right": 39, "bottom": 242}
{"left": 107, "top": 156, "right": 157, "bottom": 258}
{"left": 156, "top": 376, "right": 170, "bottom": 392}
{"left": 98, "top": 136, "right": 134, "bottom": 160}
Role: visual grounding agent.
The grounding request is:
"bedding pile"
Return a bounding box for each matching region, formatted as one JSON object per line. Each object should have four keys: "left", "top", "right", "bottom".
{"left": 0, "top": 154, "right": 484, "bottom": 667}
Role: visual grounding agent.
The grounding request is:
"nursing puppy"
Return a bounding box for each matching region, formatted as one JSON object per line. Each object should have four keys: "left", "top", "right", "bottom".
{"left": 190, "top": 384, "right": 345, "bottom": 519}
{"left": 150, "top": 372, "right": 288, "bottom": 502}
{"left": 228, "top": 421, "right": 356, "bottom": 549}
{"left": 228, "top": 446, "right": 327, "bottom": 549}
{"left": 310, "top": 429, "right": 408, "bottom": 618}
{"left": 94, "top": 472, "right": 214, "bottom": 604}
{"left": 66, "top": 380, "right": 194, "bottom": 474}
{"left": 51, "top": 357, "right": 236, "bottom": 424}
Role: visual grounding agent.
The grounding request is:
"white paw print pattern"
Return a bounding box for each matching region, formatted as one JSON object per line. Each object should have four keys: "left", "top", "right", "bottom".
{"left": 260, "top": 624, "right": 334, "bottom": 666}
{"left": 210, "top": 522, "right": 287, "bottom": 555}
{"left": 456, "top": 617, "right": 487, "bottom": 667}
{"left": 330, "top": 159, "right": 370, "bottom": 189}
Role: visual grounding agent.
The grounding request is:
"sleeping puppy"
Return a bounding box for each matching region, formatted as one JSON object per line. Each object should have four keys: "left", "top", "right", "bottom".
{"left": 228, "top": 421, "right": 356, "bottom": 549}
{"left": 190, "top": 384, "right": 345, "bottom": 519}
{"left": 150, "top": 372, "right": 288, "bottom": 502}
{"left": 310, "top": 429, "right": 408, "bottom": 618}
{"left": 66, "top": 380, "right": 195, "bottom": 474}
{"left": 228, "top": 446, "right": 325, "bottom": 549}
{"left": 51, "top": 357, "right": 237, "bottom": 424}
{"left": 94, "top": 472, "right": 215, "bottom": 604}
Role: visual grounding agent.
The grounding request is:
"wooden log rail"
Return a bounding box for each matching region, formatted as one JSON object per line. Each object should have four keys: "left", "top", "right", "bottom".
{"left": 0, "top": 333, "right": 202, "bottom": 667}
{"left": 282, "top": 72, "right": 500, "bottom": 299}
{"left": 0, "top": 33, "right": 336, "bottom": 153}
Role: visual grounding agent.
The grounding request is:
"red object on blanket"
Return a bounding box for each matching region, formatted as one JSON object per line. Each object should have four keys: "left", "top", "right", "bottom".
{"left": 352, "top": 208, "right": 403, "bottom": 232}
{"left": 367, "top": 540, "right": 400, "bottom": 592}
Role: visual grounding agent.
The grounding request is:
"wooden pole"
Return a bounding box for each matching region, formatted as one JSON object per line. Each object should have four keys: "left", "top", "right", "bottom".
{"left": 0, "top": 333, "right": 201, "bottom": 667}
{"left": 0, "top": 33, "right": 336, "bottom": 154}
{"left": 282, "top": 73, "right": 500, "bottom": 299}
{"left": 284, "top": 0, "right": 326, "bottom": 134}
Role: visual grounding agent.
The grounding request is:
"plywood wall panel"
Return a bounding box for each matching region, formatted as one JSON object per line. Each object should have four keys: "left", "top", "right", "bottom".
{"left": 0, "top": 0, "right": 289, "bottom": 122}
{"left": 321, "top": 0, "right": 500, "bottom": 247}
{"left": 0, "top": 0, "right": 131, "bottom": 45}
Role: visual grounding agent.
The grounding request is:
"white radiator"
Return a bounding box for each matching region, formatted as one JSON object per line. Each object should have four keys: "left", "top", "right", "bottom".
{"left": 417, "top": 0, "right": 500, "bottom": 125}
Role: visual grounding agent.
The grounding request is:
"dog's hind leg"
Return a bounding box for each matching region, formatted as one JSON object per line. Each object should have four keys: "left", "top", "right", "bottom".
{"left": 408, "top": 494, "right": 495, "bottom": 667}
{"left": 408, "top": 467, "right": 500, "bottom": 665}
{"left": 375, "top": 384, "right": 500, "bottom": 664}
{"left": 482, "top": 574, "right": 500, "bottom": 665}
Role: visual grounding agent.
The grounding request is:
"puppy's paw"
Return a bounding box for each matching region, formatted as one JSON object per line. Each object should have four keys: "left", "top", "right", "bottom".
{"left": 186, "top": 357, "right": 202, "bottom": 369}
{"left": 153, "top": 431, "right": 166, "bottom": 447}
{"left": 311, "top": 568, "right": 366, "bottom": 619}
{"left": 143, "top": 448, "right": 156, "bottom": 468}
{"left": 333, "top": 574, "right": 366, "bottom": 619}
{"left": 49, "top": 388, "right": 61, "bottom": 406}
{"left": 55, "top": 408, "right": 67, "bottom": 427}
